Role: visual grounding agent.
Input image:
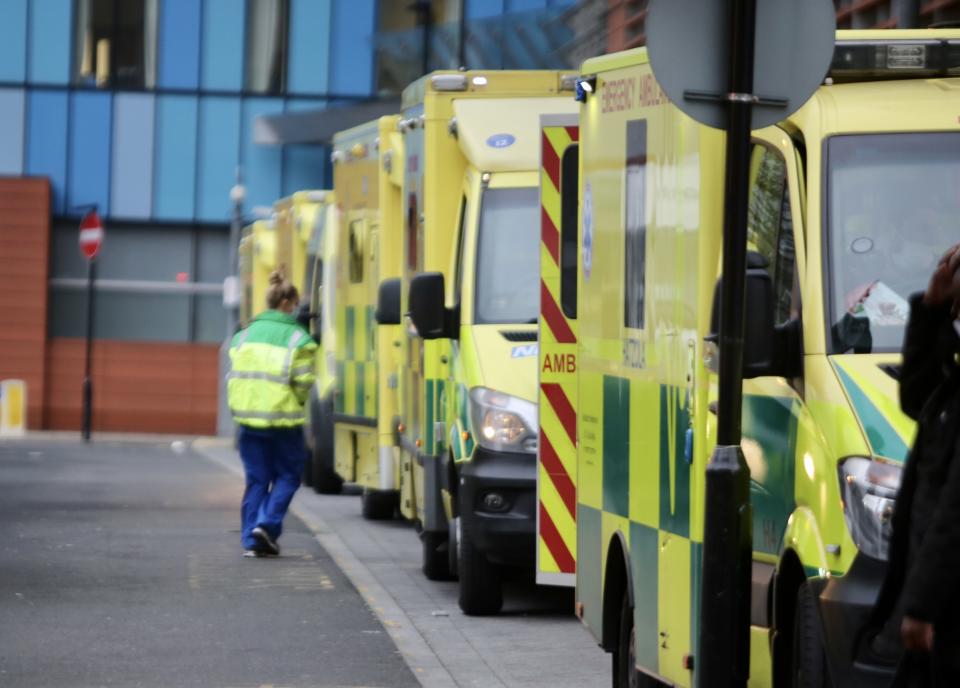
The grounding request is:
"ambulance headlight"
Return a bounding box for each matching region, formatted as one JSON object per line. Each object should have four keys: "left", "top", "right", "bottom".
{"left": 469, "top": 387, "right": 538, "bottom": 454}
{"left": 838, "top": 457, "right": 902, "bottom": 561}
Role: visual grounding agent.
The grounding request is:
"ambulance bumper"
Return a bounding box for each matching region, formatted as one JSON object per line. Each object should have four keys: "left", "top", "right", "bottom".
{"left": 459, "top": 447, "right": 536, "bottom": 568}
{"left": 814, "top": 554, "right": 897, "bottom": 687}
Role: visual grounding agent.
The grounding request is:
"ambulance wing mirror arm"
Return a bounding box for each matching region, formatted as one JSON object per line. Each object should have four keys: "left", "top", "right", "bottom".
{"left": 296, "top": 301, "right": 316, "bottom": 333}
{"left": 409, "top": 272, "right": 457, "bottom": 340}
{"left": 772, "top": 318, "right": 803, "bottom": 379}
{"left": 706, "top": 251, "right": 777, "bottom": 379}
{"left": 375, "top": 278, "right": 402, "bottom": 325}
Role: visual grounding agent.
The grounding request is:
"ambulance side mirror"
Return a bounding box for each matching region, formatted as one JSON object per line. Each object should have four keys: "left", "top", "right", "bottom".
{"left": 296, "top": 301, "right": 316, "bottom": 332}
{"left": 707, "top": 252, "right": 776, "bottom": 379}
{"left": 375, "top": 278, "right": 402, "bottom": 325}
{"left": 409, "top": 272, "right": 456, "bottom": 339}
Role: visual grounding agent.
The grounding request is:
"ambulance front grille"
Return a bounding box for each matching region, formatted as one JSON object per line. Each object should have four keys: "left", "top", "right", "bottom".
{"left": 500, "top": 331, "right": 537, "bottom": 342}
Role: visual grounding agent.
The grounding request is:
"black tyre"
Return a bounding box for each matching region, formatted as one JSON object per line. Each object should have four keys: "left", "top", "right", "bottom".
{"left": 302, "top": 434, "right": 315, "bottom": 488}
{"left": 457, "top": 525, "right": 502, "bottom": 616}
{"left": 447, "top": 516, "right": 460, "bottom": 579}
{"left": 361, "top": 488, "right": 397, "bottom": 520}
{"left": 613, "top": 591, "right": 661, "bottom": 688}
{"left": 614, "top": 590, "right": 639, "bottom": 688}
{"left": 313, "top": 462, "right": 344, "bottom": 494}
{"left": 422, "top": 530, "right": 453, "bottom": 581}
{"left": 310, "top": 396, "right": 342, "bottom": 495}
{"left": 793, "top": 580, "right": 830, "bottom": 688}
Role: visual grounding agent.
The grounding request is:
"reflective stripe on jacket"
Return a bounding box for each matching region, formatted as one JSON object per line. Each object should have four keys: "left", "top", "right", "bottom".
{"left": 228, "top": 310, "right": 317, "bottom": 428}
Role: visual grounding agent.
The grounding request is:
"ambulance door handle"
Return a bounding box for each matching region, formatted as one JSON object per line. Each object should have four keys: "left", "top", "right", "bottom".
{"left": 708, "top": 401, "right": 718, "bottom": 416}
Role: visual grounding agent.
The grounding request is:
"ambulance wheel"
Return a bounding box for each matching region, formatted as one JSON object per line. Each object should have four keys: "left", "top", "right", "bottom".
{"left": 302, "top": 438, "right": 315, "bottom": 488}
{"left": 361, "top": 489, "right": 396, "bottom": 520}
{"left": 792, "top": 580, "right": 830, "bottom": 688}
{"left": 310, "top": 399, "right": 341, "bottom": 494}
{"left": 614, "top": 591, "right": 660, "bottom": 688}
{"left": 314, "top": 463, "right": 343, "bottom": 495}
{"left": 421, "top": 530, "right": 452, "bottom": 581}
{"left": 614, "top": 591, "right": 639, "bottom": 688}
{"left": 447, "top": 516, "right": 460, "bottom": 578}
{"left": 458, "top": 526, "right": 502, "bottom": 616}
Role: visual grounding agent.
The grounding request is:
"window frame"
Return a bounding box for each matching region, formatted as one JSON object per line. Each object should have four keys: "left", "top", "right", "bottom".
{"left": 243, "top": 0, "right": 291, "bottom": 95}
{"left": 73, "top": 0, "right": 158, "bottom": 90}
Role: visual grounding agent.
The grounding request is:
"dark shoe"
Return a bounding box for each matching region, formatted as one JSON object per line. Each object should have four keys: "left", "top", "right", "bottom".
{"left": 243, "top": 549, "right": 266, "bottom": 558}
{"left": 251, "top": 526, "right": 280, "bottom": 556}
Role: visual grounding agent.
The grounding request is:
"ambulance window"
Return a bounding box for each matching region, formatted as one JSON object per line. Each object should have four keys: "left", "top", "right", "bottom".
{"left": 348, "top": 220, "right": 364, "bottom": 284}
{"left": 560, "top": 145, "right": 579, "bottom": 319}
{"left": 475, "top": 187, "right": 540, "bottom": 324}
{"left": 624, "top": 120, "right": 647, "bottom": 330}
{"left": 304, "top": 214, "right": 324, "bottom": 303}
{"left": 747, "top": 143, "right": 796, "bottom": 325}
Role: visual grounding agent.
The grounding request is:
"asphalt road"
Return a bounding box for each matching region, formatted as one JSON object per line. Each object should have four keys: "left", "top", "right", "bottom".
{"left": 0, "top": 438, "right": 418, "bottom": 688}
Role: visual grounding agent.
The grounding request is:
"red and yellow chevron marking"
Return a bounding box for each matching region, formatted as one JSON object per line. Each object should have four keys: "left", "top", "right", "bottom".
{"left": 538, "top": 123, "right": 579, "bottom": 582}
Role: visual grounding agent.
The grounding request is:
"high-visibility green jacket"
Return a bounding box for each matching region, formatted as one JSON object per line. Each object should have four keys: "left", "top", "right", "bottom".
{"left": 228, "top": 310, "right": 317, "bottom": 428}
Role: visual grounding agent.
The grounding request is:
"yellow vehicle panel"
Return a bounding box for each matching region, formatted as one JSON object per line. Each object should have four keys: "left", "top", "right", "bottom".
{"left": 572, "top": 30, "right": 960, "bottom": 687}
{"left": 330, "top": 116, "right": 405, "bottom": 493}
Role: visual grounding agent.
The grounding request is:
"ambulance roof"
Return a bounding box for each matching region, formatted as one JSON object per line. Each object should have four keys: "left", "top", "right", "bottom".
{"left": 453, "top": 96, "right": 579, "bottom": 172}
{"left": 800, "top": 76, "right": 960, "bottom": 136}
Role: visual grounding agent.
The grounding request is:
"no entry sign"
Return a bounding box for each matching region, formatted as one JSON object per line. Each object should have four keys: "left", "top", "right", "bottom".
{"left": 79, "top": 210, "right": 104, "bottom": 260}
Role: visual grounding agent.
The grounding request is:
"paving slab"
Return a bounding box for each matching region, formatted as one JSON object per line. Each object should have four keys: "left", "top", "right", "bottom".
{"left": 194, "top": 437, "right": 609, "bottom": 688}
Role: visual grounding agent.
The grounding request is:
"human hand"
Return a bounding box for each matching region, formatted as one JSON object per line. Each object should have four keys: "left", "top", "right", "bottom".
{"left": 901, "top": 615, "right": 934, "bottom": 652}
{"left": 924, "top": 244, "right": 960, "bottom": 306}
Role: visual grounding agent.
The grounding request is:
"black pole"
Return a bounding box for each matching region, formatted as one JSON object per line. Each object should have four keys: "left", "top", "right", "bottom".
{"left": 82, "top": 259, "right": 96, "bottom": 442}
{"left": 699, "top": 0, "right": 756, "bottom": 686}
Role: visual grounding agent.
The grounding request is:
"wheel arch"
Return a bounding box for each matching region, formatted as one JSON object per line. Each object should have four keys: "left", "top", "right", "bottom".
{"left": 602, "top": 530, "right": 633, "bottom": 652}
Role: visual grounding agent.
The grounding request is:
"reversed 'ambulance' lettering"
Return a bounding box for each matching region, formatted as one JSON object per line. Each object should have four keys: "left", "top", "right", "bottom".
{"left": 542, "top": 353, "right": 577, "bottom": 373}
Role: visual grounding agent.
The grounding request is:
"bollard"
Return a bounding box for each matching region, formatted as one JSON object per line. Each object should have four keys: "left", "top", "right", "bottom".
{"left": 0, "top": 379, "right": 27, "bottom": 437}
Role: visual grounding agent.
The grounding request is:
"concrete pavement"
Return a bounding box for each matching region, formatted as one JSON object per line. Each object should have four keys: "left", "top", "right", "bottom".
{"left": 194, "top": 437, "right": 609, "bottom": 688}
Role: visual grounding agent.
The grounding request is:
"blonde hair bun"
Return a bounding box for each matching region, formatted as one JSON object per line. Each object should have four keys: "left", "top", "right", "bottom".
{"left": 265, "top": 269, "right": 299, "bottom": 310}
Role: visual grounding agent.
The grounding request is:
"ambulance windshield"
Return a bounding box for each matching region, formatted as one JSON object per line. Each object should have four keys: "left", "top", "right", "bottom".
{"left": 826, "top": 132, "right": 960, "bottom": 354}
{"left": 474, "top": 186, "right": 540, "bottom": 324}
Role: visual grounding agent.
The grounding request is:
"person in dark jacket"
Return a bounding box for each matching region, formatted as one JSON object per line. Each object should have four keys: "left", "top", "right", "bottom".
{"left": 873, "top": 245, "right": 960, "bottom": 686}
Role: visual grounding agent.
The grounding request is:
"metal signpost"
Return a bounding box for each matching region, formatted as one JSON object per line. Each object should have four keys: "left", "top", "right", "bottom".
{"left": 646, "top": 0, "right": 834, "bottom": 684}
{"left": 78, "top": 208, "right": 104, "bottom": 442}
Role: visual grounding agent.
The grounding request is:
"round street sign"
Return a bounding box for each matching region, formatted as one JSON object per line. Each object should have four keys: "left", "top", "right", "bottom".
{"left": 79, "top": 210, "right": 104, "bottom": 260}
{"left": 646, "top": 0, "right": 836, "bottom": 130}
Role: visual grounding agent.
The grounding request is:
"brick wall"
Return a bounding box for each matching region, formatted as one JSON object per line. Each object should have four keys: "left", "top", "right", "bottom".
{"left": 45, "top": 339, "right": 220, "bottom": 434}
{"left": 0, "top": 178, "right": 50, "bottom": 430}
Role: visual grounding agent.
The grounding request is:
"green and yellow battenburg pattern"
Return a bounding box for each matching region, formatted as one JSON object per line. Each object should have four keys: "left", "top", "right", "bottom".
{"left": 335, "top": 304, "right": 377, "bottom": 419}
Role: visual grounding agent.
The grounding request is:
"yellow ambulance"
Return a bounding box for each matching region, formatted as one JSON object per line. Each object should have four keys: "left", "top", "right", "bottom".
{"left": 272, "top": 190, "right": 343, "bottom": 494}
{"left": 548, "top": 30, "right": 960, "bottom": 687}
{"left": 401, "top": 70, "right": 578, "bottom": 614}
{"left": 273, "top": 190, "right": 333, "bottom": 301}
{"left": 238, "top": 217, "right": 278, "bottom": 325}
{"left": 327, "top": 116, "right": 406, "bottom": 516}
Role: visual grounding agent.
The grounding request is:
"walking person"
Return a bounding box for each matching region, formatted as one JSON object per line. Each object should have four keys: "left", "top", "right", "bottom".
{"left": 873, "top": 245, "right": 960, "bottom": 686}
{"left": 228, "top": 271, "right": 317, "bottom": 558}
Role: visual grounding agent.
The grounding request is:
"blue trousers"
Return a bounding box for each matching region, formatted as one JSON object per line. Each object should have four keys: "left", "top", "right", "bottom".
{"left": 238, "top": 426, "right": 307, "bottom": 551}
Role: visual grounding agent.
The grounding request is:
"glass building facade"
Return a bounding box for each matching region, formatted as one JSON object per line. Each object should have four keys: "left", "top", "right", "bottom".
{"left": 0, "top": 0, "right": 582, "bottom": 344}
{"left": 0, "top": 0, "right": 951, "bottom": 346}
